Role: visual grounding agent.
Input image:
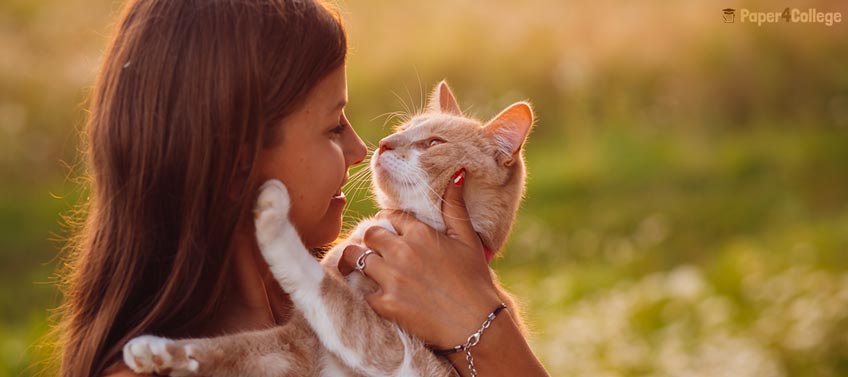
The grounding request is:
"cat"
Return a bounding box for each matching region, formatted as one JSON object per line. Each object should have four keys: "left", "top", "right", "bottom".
{"left": 122, "top": 81, "right": 535, "bottom": 377}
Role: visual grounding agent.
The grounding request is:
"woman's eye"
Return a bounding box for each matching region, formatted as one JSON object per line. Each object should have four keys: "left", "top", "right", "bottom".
{"left": 331, "top": 123, "right": 346, "bottom": 135}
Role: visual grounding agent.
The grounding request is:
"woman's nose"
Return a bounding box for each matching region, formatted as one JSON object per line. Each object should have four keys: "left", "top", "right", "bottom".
{"left": 347, "top": 131, "right": 368, "bottom": 166}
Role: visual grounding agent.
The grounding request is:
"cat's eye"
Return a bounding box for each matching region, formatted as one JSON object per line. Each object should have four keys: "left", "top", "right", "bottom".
{"left": 425, "top": 137, "right": 446, "bottom": 148}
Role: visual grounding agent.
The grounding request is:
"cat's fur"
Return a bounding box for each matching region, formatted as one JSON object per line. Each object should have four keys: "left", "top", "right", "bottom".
{"left": 122, "top": 81, "right": 535, "bottom": 377}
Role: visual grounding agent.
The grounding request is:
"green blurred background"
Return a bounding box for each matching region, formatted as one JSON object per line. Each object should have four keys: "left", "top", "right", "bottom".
{"left": 2, "top": 0, "right": 848, "bottom": 375}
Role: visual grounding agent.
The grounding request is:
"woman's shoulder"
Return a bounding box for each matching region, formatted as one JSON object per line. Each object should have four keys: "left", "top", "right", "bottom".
{"left": 105, "top": 371, "right": 149, "bottom": 377}
{"left": 102, "top": 363, "right": 153, "bottom": 377}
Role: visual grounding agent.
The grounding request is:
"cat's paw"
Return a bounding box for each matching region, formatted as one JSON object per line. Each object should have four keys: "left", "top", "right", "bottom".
{"left": 123, "top": 335, "right": 201, "bottom": 376}
{"left": 255, "top": 179, "right": 292, "bottom": 248}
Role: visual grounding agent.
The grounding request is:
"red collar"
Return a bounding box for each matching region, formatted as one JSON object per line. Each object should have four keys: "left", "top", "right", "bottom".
{"left": 483, "top": 244, "right": 494, "bottom": 263}
{"left": 477, "top": 233, "right": 495, "bottom": 263}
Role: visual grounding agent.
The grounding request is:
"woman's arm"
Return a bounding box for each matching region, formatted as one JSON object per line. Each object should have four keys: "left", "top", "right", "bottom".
{"left": 339, "top": 169, "right": 548, "bottom": 376}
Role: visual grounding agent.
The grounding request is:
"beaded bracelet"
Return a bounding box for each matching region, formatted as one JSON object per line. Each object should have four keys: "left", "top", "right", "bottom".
{"left": 434, "top": 303, "right": 508, "bottom": 376}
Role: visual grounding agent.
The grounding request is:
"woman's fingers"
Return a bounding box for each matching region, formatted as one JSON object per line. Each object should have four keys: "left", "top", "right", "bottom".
{"left": 338, "top": 244, "right": 367, "bottom": 275}
{"left": 375, "top": 209, "right": 420, "bottom": 237}
{"left": 338, "top": 225, "right": 417, "bottom": 293}
{"left": 337, "top": 243, "right": 394, "bottom": 282}
{"left": 362, "top": 224, "right": 416, "bottom": 261}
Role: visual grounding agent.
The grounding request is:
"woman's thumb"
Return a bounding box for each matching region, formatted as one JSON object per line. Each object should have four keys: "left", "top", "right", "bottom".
{"left": 441, "top": 168, "right": 479, "bottom": 245}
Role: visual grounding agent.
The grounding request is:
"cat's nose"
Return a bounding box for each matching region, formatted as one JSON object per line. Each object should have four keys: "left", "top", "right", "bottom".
{"left": 378, "top": 140, "right": 394, "bottom": 154}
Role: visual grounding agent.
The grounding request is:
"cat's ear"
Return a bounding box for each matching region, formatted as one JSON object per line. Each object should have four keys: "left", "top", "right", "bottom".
{"left": 427, "top": 80, "right": 462, "bottom": 115}
{"left": 484, "top": 102, "right": 535, "bottom": 167}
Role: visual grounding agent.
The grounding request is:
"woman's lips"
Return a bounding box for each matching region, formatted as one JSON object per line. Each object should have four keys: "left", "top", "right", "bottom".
{"left": 333, "top": 178, "right": 346, "bottom": 199}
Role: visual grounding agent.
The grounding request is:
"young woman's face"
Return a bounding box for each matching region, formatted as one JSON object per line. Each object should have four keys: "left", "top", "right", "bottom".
{"left": 256, "top": 66, "right": 367, "bottom": 248}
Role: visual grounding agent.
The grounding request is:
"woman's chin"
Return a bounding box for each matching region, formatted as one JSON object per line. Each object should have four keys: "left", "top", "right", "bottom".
{"left": 303, "top": 213, "right": 343, "bottom": 249}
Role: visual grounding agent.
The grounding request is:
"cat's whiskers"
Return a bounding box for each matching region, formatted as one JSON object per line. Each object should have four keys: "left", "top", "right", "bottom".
{"left": 341, "top": 145, "right": 380, "bottom": 235}
{"left": 347, "top": 165, "right": 371, "bottom": 185}
{"left": 345, "top": 178, "right": 371, "bottom": 205}
{"left": 371, "top": 111, "right": 410, "bottom": 131}
{"left": 402, "top": 81, "right": 421, "bottom": 117}
{"left": 344, "top": 171, "right": 371, "bottom": 200}
{"left": 353, "top": 142, "right": 379, "bottom": 202}
{"left": 391, "top": 91, "right": 414, "bottom": 122}
{"left": 415, "top": 68, "right": 425, "bottom": 116}
{"left": 346, "top": 161, "right": 373, "bottom": 188}
{"left": 349, "top": 170, "right": 375, "bottom": 204}
{"left": 342, "top": 147, "right": 377, "bottom": 228}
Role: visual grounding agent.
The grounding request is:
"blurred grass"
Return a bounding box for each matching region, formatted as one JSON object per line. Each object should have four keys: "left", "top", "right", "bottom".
{"left": 2, "top": 0, "right": 848, "bottom": 375}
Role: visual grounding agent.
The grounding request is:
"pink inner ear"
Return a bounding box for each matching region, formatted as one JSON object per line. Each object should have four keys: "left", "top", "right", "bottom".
{"left": 438, "top": 82, "right": 461, "bottom": 115}
{"left": 428, "top": 80, "right": 462, "bottom": 115}
{"left": 485, "top": 102, "right": 533, "bottom": 156}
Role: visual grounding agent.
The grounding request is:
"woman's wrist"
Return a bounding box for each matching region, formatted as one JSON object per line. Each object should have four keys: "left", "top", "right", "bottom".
{"left": 416, "top": 259, "right": 506, "bottom": 352}
{"left": 433, "top": 303, "right": 507, "bottom": 356}
{"left": 444, "top": 308, "right": 549, "bottom": 377}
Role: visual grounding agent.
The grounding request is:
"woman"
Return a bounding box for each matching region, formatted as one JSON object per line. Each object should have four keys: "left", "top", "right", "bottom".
{"left": 56, "top": 0, "right": 547, "bottom": 375}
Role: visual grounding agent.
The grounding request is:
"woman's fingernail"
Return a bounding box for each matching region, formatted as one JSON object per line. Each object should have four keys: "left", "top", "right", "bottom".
{"left": 452, "top": 168, "right": 466, "bottom": 186}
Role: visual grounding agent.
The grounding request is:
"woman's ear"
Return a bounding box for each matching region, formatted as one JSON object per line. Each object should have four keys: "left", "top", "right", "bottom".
{"left": 426, "top": 80, "right": 462, "bottom": 115}
{"left": 483, "top": 101, "right": 535, "bottom": 167}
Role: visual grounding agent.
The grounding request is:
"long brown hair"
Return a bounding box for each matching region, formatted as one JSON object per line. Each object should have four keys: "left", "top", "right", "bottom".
{"left": 55, "top": 0, "right": 347, "bottom": 375}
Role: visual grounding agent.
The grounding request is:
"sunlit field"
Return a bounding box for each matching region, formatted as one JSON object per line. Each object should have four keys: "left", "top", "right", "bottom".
{"left": 2, "top": 0, "right": 847, "bottom": 375}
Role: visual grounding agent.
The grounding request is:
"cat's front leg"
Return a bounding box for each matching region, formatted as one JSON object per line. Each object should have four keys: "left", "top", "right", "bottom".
{"left": 256, "top": 182, "right": 394, "bottom": 375}
{"left": 123, "top": 322, "right": 319, "bottom": 377}
{"left": 254, "top": 181, "right": 345, "bottom": 354}
{"left": 254, "top": 179, "right": 326, "bottom": 302}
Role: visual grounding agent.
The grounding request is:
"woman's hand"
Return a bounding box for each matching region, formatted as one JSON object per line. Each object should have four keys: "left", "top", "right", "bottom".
{"left": 338, "top": 168, "right": 549, "bottom": 376}
{"left": 337, "top": 168, "right": 503, "bottom": 349}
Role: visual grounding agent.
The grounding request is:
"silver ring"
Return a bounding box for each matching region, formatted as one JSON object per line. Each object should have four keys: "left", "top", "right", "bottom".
{"left": 355, "top": 249, "right": 375, "bottom": 274}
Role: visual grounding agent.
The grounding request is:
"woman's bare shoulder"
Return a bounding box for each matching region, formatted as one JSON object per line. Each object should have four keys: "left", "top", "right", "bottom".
{"left": 103, "top": 363, "right": 152, "bottom": 377}
{"left": 105, "top": 371, "right": 149, "bottom": 377}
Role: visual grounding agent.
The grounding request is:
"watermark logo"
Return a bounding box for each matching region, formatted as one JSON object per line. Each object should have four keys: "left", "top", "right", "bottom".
{"left": 724, "top": 7, "right": 843, "bottom": 26}
{"left": 723, "top": 8, "right": 736, "bottom": 23}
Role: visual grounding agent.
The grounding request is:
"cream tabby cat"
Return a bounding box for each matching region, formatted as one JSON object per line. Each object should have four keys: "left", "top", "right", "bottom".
{"left": 122, "top": 81, "right": 535, "bottom": 376}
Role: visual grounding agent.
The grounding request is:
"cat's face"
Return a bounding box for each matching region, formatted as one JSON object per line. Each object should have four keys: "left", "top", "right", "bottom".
{"left": 370, "top": 81, "right": 534, "bottom": 253}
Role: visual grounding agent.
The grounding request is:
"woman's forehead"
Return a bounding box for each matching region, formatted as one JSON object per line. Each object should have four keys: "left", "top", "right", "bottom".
{"left": 306, "top": 66, "right": 347, "bottom": 112}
